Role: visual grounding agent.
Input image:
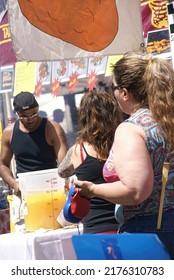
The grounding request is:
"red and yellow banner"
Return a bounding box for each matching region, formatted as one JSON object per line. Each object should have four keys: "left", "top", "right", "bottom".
{"left": 0, "top": 12, "right": 16, "bottom": 66}
{"left": 140, "top": 0, "right": 171, "bottom": 38}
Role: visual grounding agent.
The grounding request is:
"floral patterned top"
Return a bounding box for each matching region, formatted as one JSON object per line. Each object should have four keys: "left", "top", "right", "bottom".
{"left": 103, "top": 108, "right": 174, "bottom": 222}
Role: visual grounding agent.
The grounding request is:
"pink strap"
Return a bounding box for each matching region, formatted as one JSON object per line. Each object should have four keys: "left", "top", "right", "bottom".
{"left": 80, "top": 144, "right": 84, "bottom": 162}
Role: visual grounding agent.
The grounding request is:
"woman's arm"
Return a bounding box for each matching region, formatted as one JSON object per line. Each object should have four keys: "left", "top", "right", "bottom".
{"left": 74, "top": 123, "right": 154, "bottom": 205}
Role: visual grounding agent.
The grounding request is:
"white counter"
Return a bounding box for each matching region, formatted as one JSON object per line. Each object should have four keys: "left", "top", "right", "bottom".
{"left": 0, "top": 226, "right": 82, "bottom": 260}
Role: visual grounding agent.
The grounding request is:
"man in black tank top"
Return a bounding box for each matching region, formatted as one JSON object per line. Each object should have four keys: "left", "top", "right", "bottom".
{"left": 0, "top": 91, "right": 68, "bottom": 196}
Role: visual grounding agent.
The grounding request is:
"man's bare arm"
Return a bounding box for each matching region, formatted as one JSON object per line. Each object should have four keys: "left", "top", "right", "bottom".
{"left": 0, "top": 127, "right": 19, "bottom": 192}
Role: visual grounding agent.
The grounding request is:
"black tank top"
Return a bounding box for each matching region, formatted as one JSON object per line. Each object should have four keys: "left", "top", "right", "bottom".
{"left": 75, "top": 144, "right": 117, "bottom": 234}
{"left": 11, "top": 118, "right": 57, "bottom": 174}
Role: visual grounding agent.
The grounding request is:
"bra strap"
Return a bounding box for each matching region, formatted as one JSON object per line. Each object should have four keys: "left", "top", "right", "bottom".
{"left": 80, "top": 144, "right": 84, "bottom": 162}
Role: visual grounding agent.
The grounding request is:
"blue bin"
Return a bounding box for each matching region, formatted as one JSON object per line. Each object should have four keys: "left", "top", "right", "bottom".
{"left": 72, "top": 233, "right": 171, "bottom": 260}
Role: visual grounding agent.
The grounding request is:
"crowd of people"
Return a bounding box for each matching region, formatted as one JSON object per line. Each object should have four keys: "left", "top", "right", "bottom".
{"left": 0, "top": 51, "right": 174, "bottom": 259}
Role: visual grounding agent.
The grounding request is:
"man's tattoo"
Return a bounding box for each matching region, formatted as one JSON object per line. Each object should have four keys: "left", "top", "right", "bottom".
{"left": 58, "top": 147, "right": 74, "bottom": 177}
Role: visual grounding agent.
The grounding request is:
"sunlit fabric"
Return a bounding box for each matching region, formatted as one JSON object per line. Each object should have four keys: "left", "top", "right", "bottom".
{"left": 7, "top": 0, "right": 143, "bottom": 61}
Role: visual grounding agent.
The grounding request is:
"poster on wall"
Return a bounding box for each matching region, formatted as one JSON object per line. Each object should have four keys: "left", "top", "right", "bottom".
{"left": 88, "top": 56, "right": 108, "bottom": 75}
{"left": 14, "top": 62, "right": 36, "bottom": 95}
{"left": 146, "top": 28, "right": 171, "bottom": 59}
{"left": 69, "top": 58, "right": 88, "bottom": 79}
{"left": 52, "top": 60, "right": 69, "bottom": 83}
{"left": 105, "top": 55, "right": 123, "bottom": 77}
{"left": 140, "top": 0, "right": 170, "bottom": 42}
{"left": 35, "top": 61, "right": 52, "bottom": 85}
{"left": 0, "top": 0, "right": 7, "bottom": 22}
{"left": 0, "top": 65, "right": 14, "bottom": 92}
{"left": 141, "top": 0, "right": 173, "bottom": 61}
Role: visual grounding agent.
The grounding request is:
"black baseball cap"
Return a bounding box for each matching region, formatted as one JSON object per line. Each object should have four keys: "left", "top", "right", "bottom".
{"left": 13, "top": 91, "right": 39, "bottom": 112}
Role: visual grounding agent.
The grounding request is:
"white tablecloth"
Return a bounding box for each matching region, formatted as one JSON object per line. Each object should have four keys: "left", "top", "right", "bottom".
{"left": 0, "top": 226, "right": 82, "bottom": 260}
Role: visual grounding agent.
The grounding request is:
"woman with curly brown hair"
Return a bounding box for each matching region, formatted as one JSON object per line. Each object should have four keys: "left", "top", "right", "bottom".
{"left": 58, "top": 88, "right": 122, "bottom": 233}
{"left": 73, "top": 52, "right": 174, "bottom": 259}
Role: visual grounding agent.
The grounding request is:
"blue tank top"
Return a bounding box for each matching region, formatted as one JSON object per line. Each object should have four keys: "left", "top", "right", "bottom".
{"left": 11, "top": 118, "right": 57, "bottom": 174}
